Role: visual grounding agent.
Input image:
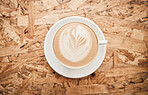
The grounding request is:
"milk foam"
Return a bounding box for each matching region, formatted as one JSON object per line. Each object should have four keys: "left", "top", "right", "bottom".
{"left": 59, "top": 24, "right": 92, "bottom": 62}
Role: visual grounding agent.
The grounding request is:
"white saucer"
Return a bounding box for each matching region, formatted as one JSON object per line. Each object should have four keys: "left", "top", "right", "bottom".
{"left": 44, "top": 16, "right": 107, "bottom": 78}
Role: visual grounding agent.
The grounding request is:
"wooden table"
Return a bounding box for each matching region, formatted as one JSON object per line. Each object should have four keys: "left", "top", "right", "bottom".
{"left": 0, "top": 0, "right": 148, "bottom": 94}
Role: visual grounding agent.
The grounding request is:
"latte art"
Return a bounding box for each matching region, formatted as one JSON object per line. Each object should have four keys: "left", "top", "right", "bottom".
{"left": 53, "top": 22, "right": 98, "bottom": 67}
{"left": 59, "top": 25, "right": 92, "bottom": 62}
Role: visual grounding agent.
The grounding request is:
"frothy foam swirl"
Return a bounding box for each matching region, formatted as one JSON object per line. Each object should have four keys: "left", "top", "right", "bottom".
{"left": 59, "top": 25, "right": 92, "bottom": 62}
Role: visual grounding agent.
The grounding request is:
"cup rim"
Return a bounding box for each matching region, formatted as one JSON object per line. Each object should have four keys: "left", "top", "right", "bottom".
{"left": 44, "top": 16, "right": 107, "bottom": 69}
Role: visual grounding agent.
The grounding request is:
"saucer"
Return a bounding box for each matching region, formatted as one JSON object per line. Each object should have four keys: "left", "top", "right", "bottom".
{"left": 44, "top": 16, "right": 107, "bottom": 78}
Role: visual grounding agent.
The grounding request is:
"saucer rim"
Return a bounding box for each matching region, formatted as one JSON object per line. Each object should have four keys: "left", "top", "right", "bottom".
{"left": 44, "top": 16, "right": 107, "bottom": 78}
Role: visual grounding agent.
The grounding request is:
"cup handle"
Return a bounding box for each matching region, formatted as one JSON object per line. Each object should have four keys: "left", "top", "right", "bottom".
{"left": 99, "top": 40, "right": 107, "bottom": 45}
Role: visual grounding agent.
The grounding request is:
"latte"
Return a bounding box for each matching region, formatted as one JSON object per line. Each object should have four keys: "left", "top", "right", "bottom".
{"left": 53, "top": 22, "right": 98, "bottom": 67}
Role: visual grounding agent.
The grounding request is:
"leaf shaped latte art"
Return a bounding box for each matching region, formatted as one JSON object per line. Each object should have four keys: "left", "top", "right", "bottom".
{"left": 59, "top": 25, "right": 92, "bottom": 62}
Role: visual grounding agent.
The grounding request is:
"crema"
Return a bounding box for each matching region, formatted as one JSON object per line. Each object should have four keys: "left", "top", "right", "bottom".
{"left": 53, "top": 22, "right": 98, "bottom": 67}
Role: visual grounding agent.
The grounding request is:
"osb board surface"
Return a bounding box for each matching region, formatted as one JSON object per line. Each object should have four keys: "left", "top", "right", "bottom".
{"left": 0, "top": 0, "right": 148, "bottom": 95}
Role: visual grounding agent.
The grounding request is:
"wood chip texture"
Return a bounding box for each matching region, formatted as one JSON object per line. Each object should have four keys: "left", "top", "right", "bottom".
{"left": 0, "top": 0, "right": 148, "bottom": 94}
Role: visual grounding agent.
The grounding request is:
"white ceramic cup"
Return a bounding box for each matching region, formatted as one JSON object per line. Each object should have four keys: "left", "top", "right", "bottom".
{"left": 44, "top": 16, "right": 107, "bottom": 69}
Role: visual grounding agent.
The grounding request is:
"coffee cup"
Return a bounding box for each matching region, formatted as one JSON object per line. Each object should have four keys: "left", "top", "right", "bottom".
{"left": 44, "top": 16, "right": 107, "bottom": 69}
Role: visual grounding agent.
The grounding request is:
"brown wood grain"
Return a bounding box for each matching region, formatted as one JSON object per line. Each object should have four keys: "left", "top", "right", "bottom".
{"left": 28, "top": 1, "right": 34, "bottom": 39}
{"left": 66, "top": 84, "right": 109, "bottom": 94}
{"left": 104, "top": 66, "right": 148, "bottom": 77}
{"left": 0, "top": 0, "right": 147, "bottom": 94}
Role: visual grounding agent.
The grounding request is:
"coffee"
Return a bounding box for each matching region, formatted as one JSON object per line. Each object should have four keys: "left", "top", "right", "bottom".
{"left": 53, "top": 22, "right": 98, "bottom": 67}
